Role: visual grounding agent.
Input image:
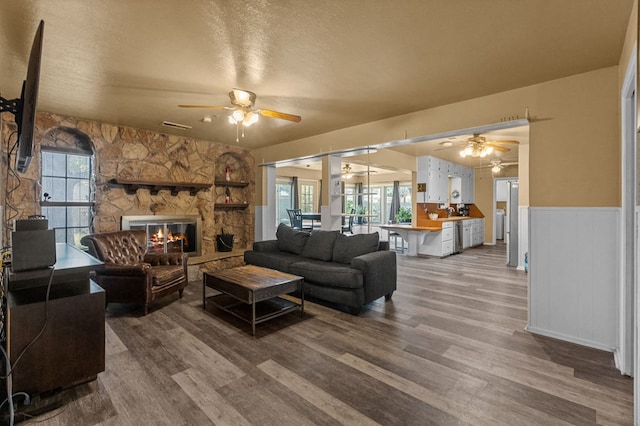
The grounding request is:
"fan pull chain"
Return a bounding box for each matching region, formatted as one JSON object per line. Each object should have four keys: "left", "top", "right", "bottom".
{"left": 236, "top": 122, "right": 240, "bottom": 143}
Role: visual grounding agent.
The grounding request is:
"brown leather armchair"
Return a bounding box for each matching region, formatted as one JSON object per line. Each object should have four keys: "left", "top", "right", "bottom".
{"left": 81, "top": 230, "right": 188, "bottom": 315}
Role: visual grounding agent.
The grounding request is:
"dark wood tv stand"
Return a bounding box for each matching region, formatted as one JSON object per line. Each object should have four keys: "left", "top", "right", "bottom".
{"left": 4, "top": 243, "right": 105, "bottom": 396}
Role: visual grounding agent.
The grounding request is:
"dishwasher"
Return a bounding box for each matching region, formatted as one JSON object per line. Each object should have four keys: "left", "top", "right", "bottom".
{"left": 453, "top": 220, "right": 464, "bottom": 254}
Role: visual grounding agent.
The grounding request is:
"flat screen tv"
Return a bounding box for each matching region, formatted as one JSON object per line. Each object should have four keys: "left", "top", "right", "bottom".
{"left": 0, "top": 20, "right": 44, "bottom": 173}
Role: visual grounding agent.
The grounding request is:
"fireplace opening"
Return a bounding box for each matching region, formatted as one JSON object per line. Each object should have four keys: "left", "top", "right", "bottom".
{"left": 121, "top": 215, "right": 202, "bottom": 256}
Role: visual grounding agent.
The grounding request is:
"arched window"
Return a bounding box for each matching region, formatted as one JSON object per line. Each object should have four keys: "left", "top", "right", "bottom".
{"left": 39, "top": 127, "right": 95, "bottom": 248}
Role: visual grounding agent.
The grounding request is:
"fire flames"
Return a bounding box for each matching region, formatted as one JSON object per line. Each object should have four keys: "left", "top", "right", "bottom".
{"left": 149, "top": 227, "right": 188, "bottom": 252}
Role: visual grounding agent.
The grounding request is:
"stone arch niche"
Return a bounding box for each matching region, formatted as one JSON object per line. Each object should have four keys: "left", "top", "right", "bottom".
{"left": 2, "top": 124, "right": 97, "bottom": 247}
{"left": 42, "top": 126, "right": 95, "bottom": 154}
{"left": 213, "top": 151, "right": 254, "bottom": 251}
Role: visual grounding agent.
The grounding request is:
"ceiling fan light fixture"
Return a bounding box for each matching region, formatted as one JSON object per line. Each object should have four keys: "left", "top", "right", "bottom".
{"left": 460, "top": 146, "right": 473, "bottom": 157}
{"left": 232, "top": 109, "right": 245, "bottom": 122}
{"left": 342, "top": 164, "right": 353, "bottom": 179}
{"left": 230, "top": 88, "right": 256, "bottom": 107}
{"left": 459, "top": 139, "right": 497, "bottom": 158}
{"left": 244, "top": 111, "right": 259, "bottom": 126}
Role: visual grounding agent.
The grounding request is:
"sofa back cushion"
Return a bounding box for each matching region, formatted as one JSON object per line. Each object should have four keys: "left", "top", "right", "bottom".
{"left": 332, "top": 232, "right": 380, "bottom": 264}
{"left": 276, "top": 223, "right": 309, "bottom": 255}
{"left": 301, "top": 229, "right": 339, "bottom": 261}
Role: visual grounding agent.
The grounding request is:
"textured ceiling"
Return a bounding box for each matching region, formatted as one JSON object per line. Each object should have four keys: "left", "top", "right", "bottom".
{"left": 0, "top": 0, "right": 634, "bottom": 149}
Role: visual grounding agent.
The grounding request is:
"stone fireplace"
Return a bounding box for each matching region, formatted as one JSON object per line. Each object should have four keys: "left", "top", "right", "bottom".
{"left": 121, "top": 215, "right": 202, "bottom": 257}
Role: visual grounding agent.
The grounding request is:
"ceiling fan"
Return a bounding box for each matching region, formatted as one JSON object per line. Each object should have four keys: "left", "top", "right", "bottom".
{"left": 178, "top": 88, "right": 301, "bottom": 141}
{"left": 459, "top": 133, "right": 519, "bottom": 158}
{"left": 342, "top": 163, "right": 376, "bottom": 179}
{"left": 476, "top": 159, "right": 519, "bottom": 174}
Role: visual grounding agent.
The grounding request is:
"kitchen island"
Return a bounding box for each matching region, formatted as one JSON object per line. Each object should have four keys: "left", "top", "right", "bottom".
{"left": 380, "top": 216, "right": 484, "bottom": 257}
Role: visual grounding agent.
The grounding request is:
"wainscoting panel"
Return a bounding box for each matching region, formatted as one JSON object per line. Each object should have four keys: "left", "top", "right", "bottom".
{"left": 517, "top": 206, "right": 529, "bottom": 271}
{"left": 528, "top": 207, "right": 619, "bottom": 351}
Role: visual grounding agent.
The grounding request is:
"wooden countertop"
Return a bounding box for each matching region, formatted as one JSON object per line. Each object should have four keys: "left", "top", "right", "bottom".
{"left": 379, "top": 224, "right": 442, "bottom": 232}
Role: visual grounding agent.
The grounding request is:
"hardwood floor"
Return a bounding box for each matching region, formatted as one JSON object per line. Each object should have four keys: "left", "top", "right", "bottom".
{"left": 25, "top": 244, "right": 633, "bottom": 425}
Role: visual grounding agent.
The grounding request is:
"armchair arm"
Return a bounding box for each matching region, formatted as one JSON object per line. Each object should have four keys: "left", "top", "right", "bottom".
{"left": 97, "top": 262, "right": 151, "bottom": 276}
{"left": 351, "top": 250, "right": 397, "bottom": 304}
{"left": 252, "top": 240, "right": 280, "bottom": 252}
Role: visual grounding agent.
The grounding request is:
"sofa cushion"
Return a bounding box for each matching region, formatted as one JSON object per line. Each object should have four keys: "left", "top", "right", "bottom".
{"left": 244, "top": 250, "right": 302, "bottom": 274}
{"left": 290, "top": 260, "right": 364, "bottom": 289}
{"left": 301, "top": 229, "right": 339, "bottom": 261}
{"left": 150, "top": 264, "right": 185, "bottom": 287}
{"left": 276, "top": 223, "right": 309, "bottom": 255}
{"left": 332, "top": 232, "right": 380, "bottom": 264}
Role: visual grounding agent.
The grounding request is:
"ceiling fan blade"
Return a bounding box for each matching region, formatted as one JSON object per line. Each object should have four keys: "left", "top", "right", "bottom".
{"left": 489, "top": 140, "right": 519, "bottom": 145}
{"left": 177, "top": 104, "right": 229, "bottom": 109}
{"left": 491, "top": 145, "right": 511, "bottom": 153}
{"left": 259, "top": 109, "right": 302, "bottom": 123}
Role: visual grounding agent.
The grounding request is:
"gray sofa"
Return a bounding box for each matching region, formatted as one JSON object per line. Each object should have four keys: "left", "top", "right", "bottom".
{"left": 244, "top": 224, "right": 396, "bottom": 314}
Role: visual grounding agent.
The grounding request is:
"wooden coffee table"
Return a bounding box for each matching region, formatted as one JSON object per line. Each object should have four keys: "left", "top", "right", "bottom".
{"left": 203, "top": 265, "right": 304, "bottom": 336}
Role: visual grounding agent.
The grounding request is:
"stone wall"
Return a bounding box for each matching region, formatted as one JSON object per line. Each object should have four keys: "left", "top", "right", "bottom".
{"left": 0, "top": 112, "right": 255, "bottom": 256}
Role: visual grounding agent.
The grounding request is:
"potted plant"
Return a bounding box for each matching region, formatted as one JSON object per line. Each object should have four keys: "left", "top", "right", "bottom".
{"left": 396, "top": 206, "right": 412, "bottom": 223}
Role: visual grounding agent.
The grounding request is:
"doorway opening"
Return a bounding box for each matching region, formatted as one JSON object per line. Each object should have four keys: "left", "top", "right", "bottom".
{"left": 494, "top": 178, "right": 519, "bottom": 267}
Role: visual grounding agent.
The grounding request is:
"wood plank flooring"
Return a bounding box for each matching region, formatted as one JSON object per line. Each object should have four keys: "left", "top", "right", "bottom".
{"left": 25, "top": 243, "right": 633, "bottom": 425}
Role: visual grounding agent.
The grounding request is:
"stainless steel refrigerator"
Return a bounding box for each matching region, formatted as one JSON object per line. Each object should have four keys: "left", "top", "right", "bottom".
{"left": 505, "top": 180, "right": 519, "bottom": 267}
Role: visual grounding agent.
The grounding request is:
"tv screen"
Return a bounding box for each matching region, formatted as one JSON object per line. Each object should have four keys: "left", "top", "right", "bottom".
{"left": 15, "top": 20, "right": 44, "bottom": 173}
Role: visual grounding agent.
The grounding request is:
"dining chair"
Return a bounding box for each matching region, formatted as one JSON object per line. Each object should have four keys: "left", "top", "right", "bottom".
{"left": 287, "top": 209, "right": 302, "bottom": 229}
{"left": 341, "top": 208, "right": 355, "bottom": 234}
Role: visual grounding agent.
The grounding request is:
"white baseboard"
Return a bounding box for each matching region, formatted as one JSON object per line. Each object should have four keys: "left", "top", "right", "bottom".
{"left": 526, "top": 325, "right": 615, "bottom": 353}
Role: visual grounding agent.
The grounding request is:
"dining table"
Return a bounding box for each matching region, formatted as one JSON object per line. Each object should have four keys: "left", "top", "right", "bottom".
{"left": 300, "top": 212, "right": 322, "bottom": 228}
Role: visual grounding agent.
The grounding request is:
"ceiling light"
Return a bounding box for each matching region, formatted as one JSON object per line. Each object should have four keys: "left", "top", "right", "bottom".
{"left": 342, "top": 164, "right": 353, "bottom": 179}
{"left": 459, "top": 141, "right": 494, "bottom": 158}
{"left": 244, "top": 111, "right": 259, "bottom": 126}
{"left": 232, "top": 110, "right": 245, "bottom": 122}
{"left": 491, "top": 164, "right": 501, "bottom": 173}
{"left": 230, "top": 88, "right": 256, "bottom": 107}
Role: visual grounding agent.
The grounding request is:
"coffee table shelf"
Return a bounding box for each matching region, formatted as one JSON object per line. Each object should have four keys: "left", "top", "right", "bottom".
{"left": 205, "top": 293, "right": 300, "bottom": 326}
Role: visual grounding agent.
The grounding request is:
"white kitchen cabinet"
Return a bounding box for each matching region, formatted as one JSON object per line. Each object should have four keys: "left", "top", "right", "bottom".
{"left": 496, "top": 180, "right": 508, "bottom": 202}
{"left": 461, "top": 170, "right": 475, "bottom": 204}
{"left": 417, "top": 156, "right": 429, "bottom": 185}
{"left": 420, "top": 221, "right": 453, "bottom": 257}
{"left": 427, "top": 156, "right": 442, "bottom": 171}
{"left": 417, "top": 155, "right": 474, "bottom": 205}
{"left": 427, "top": 169, "right": 448, "bottom": 202}
{"left": 471, "top": 218, "right": 484, "bottom": 246}
{"left": 462, "top": 220, "right": 472, "bottom": 249}
{"left": 451, "top": 163, "right": 463, "bottom": 178}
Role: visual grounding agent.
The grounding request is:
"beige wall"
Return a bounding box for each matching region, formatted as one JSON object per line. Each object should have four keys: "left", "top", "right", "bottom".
{"left": 529, "top": 68, "right": 620, "bottom": 207}
{"left": 254, "top": 66, "right": 621, "bottom": 209}
{"left": 618, "top": 0, "right": 638, "bottom": 87}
